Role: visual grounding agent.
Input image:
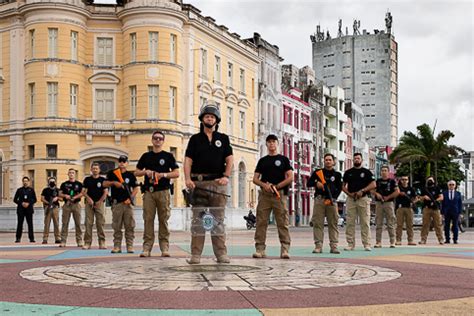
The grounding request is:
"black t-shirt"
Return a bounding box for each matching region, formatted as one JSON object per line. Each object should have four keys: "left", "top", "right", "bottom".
{"left": 255, "top": 154, "right": 293, "bottom": 194}
{"left": 83, "top": 176, "right": 106, "bottom": 202}
{"left": 307, "top": 168, "right": 342, "bottom": 199}
{"left": 59, "top": 180, "right": 83, "bottom": 204}
{"left": 375, "top": 178, "right": 398, "bottom": 201}
{"left": 106, "top": 170, "right": 138, "bottom": 203}
{"left": 396, "top": 185, "right": 416, "bottom": 208}
{"left": 136, "top": 150, "right": 179, "bottom": 190}
{"left": 185, "top": 131, "right": 233, "bottom": 175}
{"left": 342, "top": 167, "right": 375, "bottom": 193}
{"left": 41, "top": 187, "right": 60, "bottom": 207}
{"left": 420, "top": 185, "right": 443, "bottom": 209}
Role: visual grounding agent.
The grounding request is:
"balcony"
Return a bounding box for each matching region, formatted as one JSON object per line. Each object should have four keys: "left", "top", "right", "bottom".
{"left": 324, "top": 127, "right": 337, "bottom": 138}
{"left": 324, "top": 105, "right": 337, "bottom": 117}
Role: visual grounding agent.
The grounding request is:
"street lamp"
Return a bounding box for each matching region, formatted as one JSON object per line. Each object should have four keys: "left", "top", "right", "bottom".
{"left": 295, "top": 140, "right": 313, "bottom": 227}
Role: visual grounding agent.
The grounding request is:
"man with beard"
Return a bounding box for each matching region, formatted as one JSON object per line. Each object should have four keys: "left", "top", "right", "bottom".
{"left": 372, "top": 165, "right": 399, "bottom": 248}
{"left": 252, "top": 134, "right": 293, "bottom": 259}
{"left": 40, "top": 177, "right": 61, "bottom": 244}
{"left": 395, "top": 176, "right": 417, "bottom": 245}
{"left": 307, "top": 153, "right": 342, "bottom": 254}
{"left": 419, "top": 176, "right": 444, "bottom": 245}
{"left": 14, "top": 176, "right": 37, "bottom": 243}
{"left": 184, "top": 102, "right": 233, "bottom": 264}
{"left": 342, "top": 153, "right": 376, "bottom": 251}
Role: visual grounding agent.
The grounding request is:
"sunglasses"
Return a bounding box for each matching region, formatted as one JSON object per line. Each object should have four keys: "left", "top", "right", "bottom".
{"left": 118, "top": 160, "right": 127, "bottom": 163}
{"left": 152, "top": 136, "right": 164, "bottom": 141}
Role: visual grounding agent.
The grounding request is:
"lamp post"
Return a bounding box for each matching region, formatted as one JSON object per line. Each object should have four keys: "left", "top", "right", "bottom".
{"left": 295, "top": 140, "right": 313, "bottom": 227}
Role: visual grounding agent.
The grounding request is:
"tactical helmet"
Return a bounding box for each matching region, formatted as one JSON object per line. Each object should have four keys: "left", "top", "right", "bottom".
{"left": 198, "top": 101, "right": 221, "bottom": 124}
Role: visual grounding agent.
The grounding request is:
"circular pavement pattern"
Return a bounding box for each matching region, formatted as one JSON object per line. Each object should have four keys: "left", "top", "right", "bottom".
{"left": 20, "top": 258, "right": 401, "bottom": 291}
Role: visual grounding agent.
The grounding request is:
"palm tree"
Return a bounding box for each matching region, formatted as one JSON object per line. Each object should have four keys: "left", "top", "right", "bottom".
{"left": 390, "top": 124, "right": 463, "bottom": 180}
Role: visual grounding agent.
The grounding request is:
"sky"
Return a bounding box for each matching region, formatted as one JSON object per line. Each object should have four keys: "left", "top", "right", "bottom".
{"left": 98, "top": 0, "right": 473, "bottom": 151}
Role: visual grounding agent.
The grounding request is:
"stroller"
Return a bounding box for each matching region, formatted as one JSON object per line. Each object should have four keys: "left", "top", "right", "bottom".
{"left": 244, "top": 210, "right": 257, "bottom": 230}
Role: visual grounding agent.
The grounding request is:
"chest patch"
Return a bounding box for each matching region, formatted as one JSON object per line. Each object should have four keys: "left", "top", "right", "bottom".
{"left": 159, "top": 159, "right": 165, "bottom": 166}
{"left": 125, "top": 178, "right": 130, "bottom": 184}
{"left": 360, "top": 173, "right": 365, "bottom": 178}
{"left": 330, "top": 176, "right": 335, "bottom": 182}
{"left": 275, "top": 160, "right": 282, "bottom": 167}
{"left": 215, "top": 140, "right": 222, "bottom": 148}
{"left": 97, "top": 182, "right": 102, "bottom": 188}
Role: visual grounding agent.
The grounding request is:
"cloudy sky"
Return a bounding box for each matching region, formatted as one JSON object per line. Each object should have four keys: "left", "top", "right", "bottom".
{"left": 99, "top": 0, "right": 473, "bottom": 150}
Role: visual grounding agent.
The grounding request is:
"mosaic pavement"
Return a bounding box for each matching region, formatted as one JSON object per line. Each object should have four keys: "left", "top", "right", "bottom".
{"left": 19, "top": 258, "right": 401, "bottom": 291}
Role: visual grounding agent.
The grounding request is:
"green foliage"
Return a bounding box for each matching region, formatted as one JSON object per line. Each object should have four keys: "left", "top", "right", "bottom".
{"left": 390, "top": 123, "right": 465, "bottom": 188}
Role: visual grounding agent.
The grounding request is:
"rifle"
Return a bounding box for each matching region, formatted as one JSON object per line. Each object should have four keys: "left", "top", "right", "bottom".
{"left": 66, "top": 189, "right": 75, "bottom": 206}
{"left": 315, "top": 170, "right": 333, "bottom": 206}
{"left": 425, "top": 188, "right": 441, "bottom": 210}
{"left": 113, "top": 168, "right": 134, "bottom": 205}
{"left": 269, "top": 184, "right": 281, "bottom": 200}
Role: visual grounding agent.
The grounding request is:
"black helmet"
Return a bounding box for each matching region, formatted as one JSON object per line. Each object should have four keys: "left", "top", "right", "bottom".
{"left": 198, "top": 101, "right": 221, "bottom": 124}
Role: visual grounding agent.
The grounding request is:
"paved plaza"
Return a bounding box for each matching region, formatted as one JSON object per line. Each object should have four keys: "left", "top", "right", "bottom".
{"left": 0, "top": 227, "right": 473, "bottom": 315}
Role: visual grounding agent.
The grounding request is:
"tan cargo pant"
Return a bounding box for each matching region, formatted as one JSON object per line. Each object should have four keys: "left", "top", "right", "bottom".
{"left": 112, "top": 202, "right": 135, "bottom": 248}
{"left": 190, "top": 180, "right": 227, "bottom": 258}
{"left": 142, "top": 190, "right": 171, "bottom": 252}
{"left": 375, "top": 201, "right": 396, "bottom": 244}
{"left": 312, "top": 197, "right": 338, "bottom": 248}
{"left": 420, "top": 207, "right": 443, "bottom": 243}
{"left": 345, "top": 196, "right": 371, "bottom": 247}
{"left": 83, "top": 203, "right": 106, "bottom": 245}
{"left": 61, "top": 203, "right": 82, "bottom": 244}
{"left": 42, "top": 206, "right": 60, "bottom": 242}
{"left": 396, "top": 207, "right": 414, "bottom": 242}
{"left": 254, "top": 190, "right": 291, "bottom": 252}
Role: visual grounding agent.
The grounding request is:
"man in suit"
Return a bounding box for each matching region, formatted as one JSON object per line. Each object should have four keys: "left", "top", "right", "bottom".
{"left": 442, "top": 180, "right": 463, "bottom": 244}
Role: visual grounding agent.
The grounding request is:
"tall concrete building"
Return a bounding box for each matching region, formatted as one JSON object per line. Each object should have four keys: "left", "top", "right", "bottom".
{"left": 0, "top": 0, "right": 260, "bottom": 208}
{"left": 311, "top": 13, "right": 398, "bottom": 147}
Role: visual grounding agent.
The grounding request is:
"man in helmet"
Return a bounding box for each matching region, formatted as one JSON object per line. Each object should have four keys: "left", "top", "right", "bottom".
{"left": 184, "top": 101, "right": 233, "bottom": 264}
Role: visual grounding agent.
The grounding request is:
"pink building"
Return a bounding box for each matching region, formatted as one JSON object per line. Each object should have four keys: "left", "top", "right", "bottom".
{"left": 282, "top": 88, "right": 313, "bottom": 225}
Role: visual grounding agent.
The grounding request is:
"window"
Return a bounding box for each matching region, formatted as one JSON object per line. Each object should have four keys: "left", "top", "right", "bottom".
{"left": 130, "top": 86, "right": 137, "bottom": 119}
{"left": 46, "top": 169, "right": 57, "bottom": 180}
{"left": 28, "top": 145, "right": 35, "bottom": 159}
{"left": 201, "top": 49, "right": 207, "bottom": 76}
{"left": 28, "top": 170, "right": 35, "bottom": 188}
{"left": 170, "top": 33, "right": 177, "bottom": 63}
{"left": 339, "top": 140, "right": 344, "bottom": 151}
{"left": 46, "top": 145, "right": 57, "bottom": 159}
{"left": 148, "top": 85, "right": 159, "bottom": 118}
{"left": 28, "top": 83, "right": 35, "bottom": 117}
{"left": 214, "top": 56, "right": 221, "bottom": 83}
{"left": 97, "top": 37, "right": 113, "bottom": 66}
{"left": 130, "top": 33, "right": 137, "bottom": 62}
{"left": 48, "top": 28, "right": 58, "bottom": 58}
{"left": 71, "top": 31, "right": 78, "bottom": 61}
{"left": 70, "top": 84, "right": 78, "bottom": 118}
{"left": 149, "top": 32, "right": 158, "bottom": 61}
{"left": 95, "top": 89, "right": 114, "bottom": 120}
{"left": 239, "top": 111, "right": 245, "bottom": 138}
{"left": 227, "top": 107, "right": 233, "bottom": 134}
{"left": 169, "top": 86, "right": 177, "bottom": 120}
{"left": 227, "top": 62, "right": 233, "bottom": 87}
{"left": 294, "top": 111, "right": 299, "bottom": 129}
{"left": 29, "top": 29, "right": 35, "bottom": 58}
{"left": 239, "top": 68, "right": 245, "bottom": 92}
{"left": 47, "top": 82, "right": 58, "bottom": 117}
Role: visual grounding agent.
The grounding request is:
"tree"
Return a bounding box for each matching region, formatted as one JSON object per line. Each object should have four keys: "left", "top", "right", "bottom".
{"left": 390, "top": 123, "right": 464, "bottom": 185}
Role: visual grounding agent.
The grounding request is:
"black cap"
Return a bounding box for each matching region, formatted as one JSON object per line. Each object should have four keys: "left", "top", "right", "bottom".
{"left": 118, "top": 155, "right": 128, "bottom": 163}
{"left": 266, "top": 134, "right": 279, "bottom": 142}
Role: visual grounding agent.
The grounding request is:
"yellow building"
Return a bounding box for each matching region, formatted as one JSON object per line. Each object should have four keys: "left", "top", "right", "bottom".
{"left": 0, "top": 0, "right": 259, "bottom": 209}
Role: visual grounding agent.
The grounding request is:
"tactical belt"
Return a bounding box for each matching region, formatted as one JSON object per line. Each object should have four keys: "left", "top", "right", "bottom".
{"left": 191, "top": 174, "right": 221, "bottom": 181}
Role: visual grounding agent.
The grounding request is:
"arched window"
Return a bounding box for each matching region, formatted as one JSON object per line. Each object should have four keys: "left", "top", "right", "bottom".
{"left": 238, "top": 162, "right": 246, "bottom": 208}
